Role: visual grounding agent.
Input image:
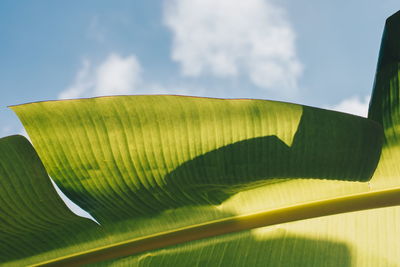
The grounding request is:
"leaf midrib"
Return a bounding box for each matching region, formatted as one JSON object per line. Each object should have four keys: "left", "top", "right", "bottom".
{"left": 33, "top": 187, "right": 400, "bottom": 267}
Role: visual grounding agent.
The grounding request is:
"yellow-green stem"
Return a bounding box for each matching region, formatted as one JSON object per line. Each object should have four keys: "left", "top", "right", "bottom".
{"left": 34, "top": 187, "right": 400, "bottom": 267}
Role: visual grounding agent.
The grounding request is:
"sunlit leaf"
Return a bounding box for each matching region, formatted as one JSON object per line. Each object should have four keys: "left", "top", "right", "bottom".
{"left": 1, "top": 9, "right": 400, "bottom": 267}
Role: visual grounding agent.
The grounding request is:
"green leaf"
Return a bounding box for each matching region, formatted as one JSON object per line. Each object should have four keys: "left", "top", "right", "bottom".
{"left": 0, "top": 135, "right": 100, "bottom": 265}
{"left": 2, "top": 10, "right": 400, "bottom": 267}
{"left": 97, "top": 205, "right": 400, "bottom": 267}
{"left": 368, "top": 10, "right": 400, "bottom": 189}
{"left": 7, "top": 95, "right": 388, "bottom": 266}
{"left": 10, "top": 96, "right": 383, "bottom": 225}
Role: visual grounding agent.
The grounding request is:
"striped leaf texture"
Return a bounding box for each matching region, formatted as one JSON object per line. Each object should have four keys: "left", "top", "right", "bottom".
{"left": 1, "top": 10, "right": 400, "bottom": 267}
{"left": 0, "top": 136, "right": 100, "bottom": 265}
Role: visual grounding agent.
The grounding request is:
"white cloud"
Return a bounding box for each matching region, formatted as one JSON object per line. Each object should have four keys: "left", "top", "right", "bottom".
{"left": 163, "top": 0, "right": 303, "bottom": 94}
{"left": 60, "top": 52, "right": 208, "bottom": 99}
{"left": 59, "top": 53, "right": 142, "bottom": 99}
{"left": 59, "top": 59, "right": 93, "bottom": 99}
{"left": 95, "top": 54, "right": 141, "bottom": 95}
{"left": 325, "top": 95, "right": 370, "bottom": 117}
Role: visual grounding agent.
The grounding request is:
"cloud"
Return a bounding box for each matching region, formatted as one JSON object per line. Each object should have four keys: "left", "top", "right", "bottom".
{"left": 163, "top": 0, "right": 303, "bottom": 95}
{"left": 59, "top": 59, "right": 93, "bottom": 99}
{"left": 95, "top": 53, "right": 142, "bottom": 95}
{"left": 59, "top": 53, "right": 142, "bottom": 99}
{"left": 60, "top": 52, "right": 209, "bottom": 99}
{"left": 325, "top": 95, "right": 370, "bottom": 117}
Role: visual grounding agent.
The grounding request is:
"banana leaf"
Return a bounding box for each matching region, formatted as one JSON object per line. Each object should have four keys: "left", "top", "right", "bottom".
{"left": 1, "top": 10, "right": 400, "bottom": 267}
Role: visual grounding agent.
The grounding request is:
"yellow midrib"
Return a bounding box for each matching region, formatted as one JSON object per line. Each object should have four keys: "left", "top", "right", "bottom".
{"left": 33, "top": 187, "right": 400, "bottom": 267}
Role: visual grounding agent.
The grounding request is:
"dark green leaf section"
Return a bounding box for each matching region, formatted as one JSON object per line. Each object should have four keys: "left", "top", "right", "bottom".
{"left": 367, "top": 10, "right": 400, "bottom": 187}
{"left": 166, "top": 107, "right": 383, "bottom": 205}
{"left": 369, "top": 10, "right": 400, "bottom": 146}
{"left": 11, "top": 96, "right": 383, "bottom": 225}
{"left": 0, "top": 135, "right": 98, "bottom": 264}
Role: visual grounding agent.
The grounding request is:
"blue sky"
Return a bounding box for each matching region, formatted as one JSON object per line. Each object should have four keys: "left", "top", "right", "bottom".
{"left": 1, "top": 0, "right": 399, "bottom": 139}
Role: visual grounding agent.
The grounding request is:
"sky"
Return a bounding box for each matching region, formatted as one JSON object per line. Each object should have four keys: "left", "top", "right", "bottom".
{"left": 1, "top": 1, "right": 399, "bottom": 217}
{"left": 1, "top": 0, "right": 400, "bottom": 137}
